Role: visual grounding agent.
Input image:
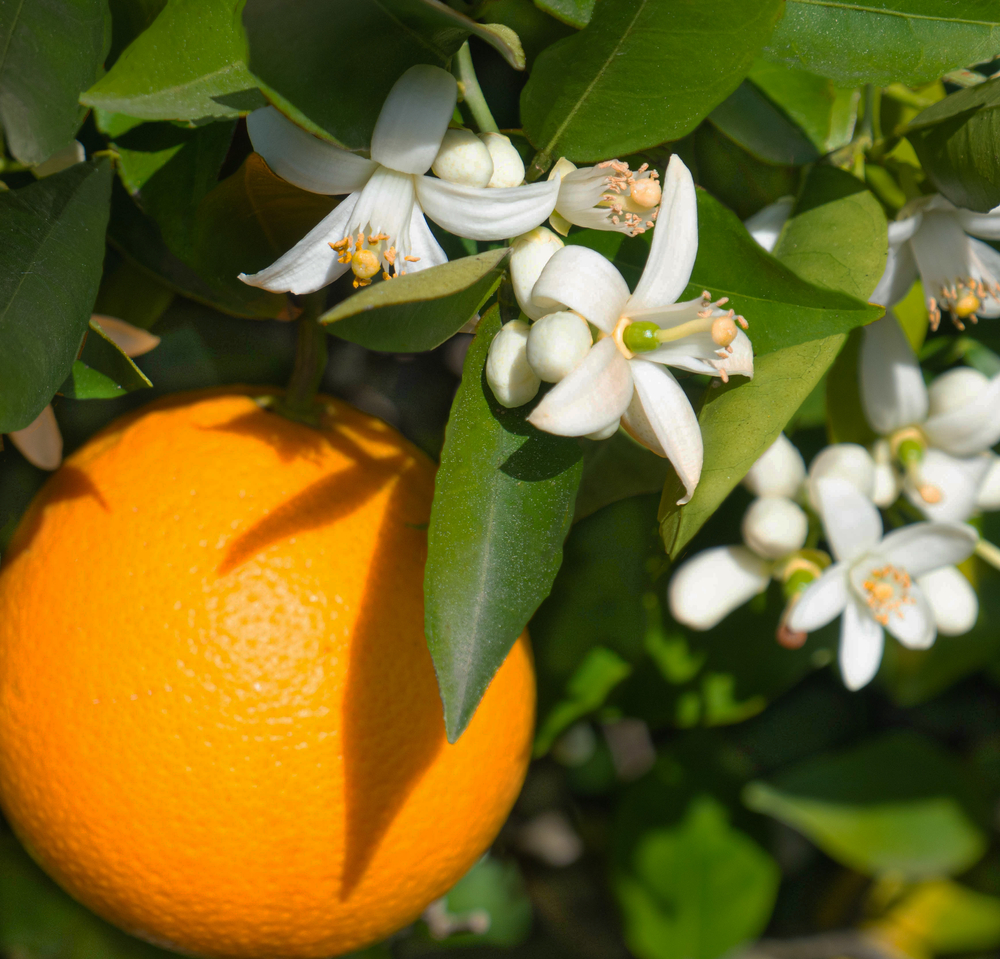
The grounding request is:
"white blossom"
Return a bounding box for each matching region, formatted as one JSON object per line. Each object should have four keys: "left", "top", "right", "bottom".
{"left": 742, "top": 432, "right": 806, "bottom": 499}
{"left": 485, "top": 320, "right": 540, "bottom": 408}
{"left": 547, "top": 156, "right": 661, "bottom": 236}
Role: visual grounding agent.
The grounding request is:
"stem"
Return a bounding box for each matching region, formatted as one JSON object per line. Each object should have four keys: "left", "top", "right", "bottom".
{"left": 975, "top": 539, "right": 1000, "bottom": 572}
{"left": 280, "top": 300, "right": 328, "bottom": 422}
{"left": 455, "top": 41, "right": 499, "bottom": 134}
{"left": 858, "top": 84, "right": 881, "bottom": 146}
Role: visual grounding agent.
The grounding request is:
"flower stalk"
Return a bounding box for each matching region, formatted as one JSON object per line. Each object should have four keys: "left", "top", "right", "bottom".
{"left": 455, "top": 41, "right": 499, "bottom": 135}
{"left": 278, "top": 298, "right": 329, "bottom": 424}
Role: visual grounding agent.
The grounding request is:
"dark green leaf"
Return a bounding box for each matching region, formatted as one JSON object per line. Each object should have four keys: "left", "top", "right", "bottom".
{"left": 59, "top": 319, "right": 153, "bottom": 399}
{"left": 0, "top": 160, "right": 112, "bottom": 433}
{"left": 0, "top": 0, "right": 110, "bottom": 164}
{"left": 107, "top": 0, "right": 166, "bottom": 66}
{"left": 826, "top": 328, "right": 878, "bottom": 445}
{"left": 763, "top": 0, "right": 1000, "bottom": 87}
{"left": 425, "top": 306, "right": 583, "bottom": 741}
{"left": 534, "top": 0, "right": 592, "bottom": 29}
{"left": 81, "top": 0, "right": 265, "bottom": 122}
{"left": 243, "top": 0, "right": 524, "bottom": 150}
{"left": 908, "top": 78, "right": 1000, "bottom": 213}
{"left": 575, "top": 431, "right": 671, "bottom": 522}
{"left": 615, "top": 797, "right": 780, "bottom": 959}
{"left": 709, "top": 82, "right": 820, "bottom": 166}
{"left": 322, "top": 249, "right": 508, "bottom": 353}
{"left": 744, "top": 731, "right": 988, "bottom": 878}
{"left": 520, "top": 0, "right": 784, "bottom": 164}
{"left": 746, "top": 60, "right": 859, "bottom": 155}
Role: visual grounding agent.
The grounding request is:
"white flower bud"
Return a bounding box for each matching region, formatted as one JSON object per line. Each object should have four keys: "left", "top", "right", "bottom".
{"left": 917, "top": 565, "right": 978, "bottom": 636}
{"left": 510, "top": 228, "right": 565, "bottom": 320}
{"left": 807, "top": 443, "right": 875, "bottom": 509}
{"left": 8, "top": 404, "right": 63, "bottom": 471}
{"left": 743, "top": 197, "right": 794, "bottom": 253}
{"left": 486, "top": 320, "right": 540, "bottom": 408}
{"left": 741, "top": 496, "right": 808, "bottom": 560}
{"left": 526, "top": 311, "right": 592, "bottom": 383}
{"left": 976, "top": 453, "right": 1000, "bottom": 510}
{"left": 431, "top": 128, "right": 494, "bottom": 188}
{"left": 586, "top": 419, "right": 620, "bottom": 441}
{"left": 479, "top": 132, "right": 524, "bottom": 188}
{"left": 872, "top": 439, "right": 901, "bottom": 507}
{"left": 742, "top": 433, "right": 805, "bottom": 498}
{"left": 668, "top": 545, "right": 771, "bottom": 631}
{"left": 927, "top": 367, "right": 989, "bottom": 417}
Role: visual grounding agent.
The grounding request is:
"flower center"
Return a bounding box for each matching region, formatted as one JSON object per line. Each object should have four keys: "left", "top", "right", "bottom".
{"left": 860, "top": 564, "right": 914, "bottom": 625}
{"left": 594, "top": 160, "right": 661, "bottom": 236}
{"left": 329, "top": 231, "right": 421, "bottom": 288}
{"left": 929, "top": 278, "right": 998, "bottom": 331}
{"left": 618, "top": 292, "right": 748, "bottom": 362}
{"left": 889, "top": 428, "right": 940, "bottom": 504}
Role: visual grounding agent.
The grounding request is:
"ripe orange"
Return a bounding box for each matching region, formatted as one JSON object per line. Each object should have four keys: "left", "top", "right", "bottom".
{"left": 0, "top": 388, "right": 535, "bottom": 958}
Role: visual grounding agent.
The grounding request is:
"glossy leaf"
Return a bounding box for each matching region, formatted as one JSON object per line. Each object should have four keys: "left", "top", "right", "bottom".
{"left": 0, "top": 0, "right": 110, "bottom": 164}
{"left": 243, "top": 0, "right": 525, "bottom": 149}
{"left": 747, "top": 60, "right": 859, "bottom": 155}
{"left": 0, "top": 160, "right": 112, "bottom": 433}
{"left": 744, "top": 732, "right": 988, "bottom": 878}
{"left": 81, "top": 0, "right": 265, "bottom": 122}
{"left": 659, "top": 169, "right": 884, "bottom": 558}
{"left": 763, "top": 0, "right": 1000, "bottom": 87}
{"left": 615, "top": 797, "right": 780, "bottom": 959}
{"left": 59, "top": 319, "right": 153, "bottom": 399}
{"left": 534, "top": 0, "right": 593, "bottom": 29}
{"left": 908, "top": 78, "right": 1000, "bottom": 213}
{"left": 322, "top": 249, "right": 509, "bottom": 353}
{"left": 425, "top": 306, "right": 583, "bottom": 741}
{"left": 520, "top": 0, "right": 784, "bottom": 164}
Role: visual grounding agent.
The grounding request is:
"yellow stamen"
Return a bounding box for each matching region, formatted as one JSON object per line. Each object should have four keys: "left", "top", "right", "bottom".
{"left": 861, "top": 565, "right": 914, "bottom": 626}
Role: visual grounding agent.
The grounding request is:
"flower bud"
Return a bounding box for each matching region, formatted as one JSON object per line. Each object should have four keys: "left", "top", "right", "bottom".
{"left": 431, "top": 129, "right": 494, "bottom": 188}
{"left": 486, "top": 320, "right": 540, "bottom": 408}
{"left": 510, "top": 228, "right": 565, "bottom": 319}
{"left": 586, "top": 419, "right": 620, "bottom": 441}
{"left": 871, "top": 439, "right": 901, "bottom": 507}
{"left": 807, "top": 443, "right": 875, "bottom": 509}
{"left": 479, "top": 132, "right": 524, "bottom": 188}
{"left": 526, "top": 311, "right": 593, "bottom": 382}
{"left": 741, "top": 496, "right": 808, "bottom": 560}
{"left": 742, "top": 433, "right": 805, "bottom": 498}
{"left": 8, "top": 404, "right": 63, "bottom": 471}
{"left": 927, "top": 367, "right": 989, "bottom": 417}
{"left": 668, "top": 545, "right": 771, "bottom": 631}
{"left": 917, "top": 565, "right": 978, "bottom": 636}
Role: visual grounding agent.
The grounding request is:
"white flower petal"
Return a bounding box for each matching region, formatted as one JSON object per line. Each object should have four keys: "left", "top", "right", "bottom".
{"left": 877, "top": 521, "right": 978, "bottom": 577}
{"left": 787, "top": 564, "right": 849, "bottom": 633}
{"left": 955, "top": 207, "right": 1000, "bottom": 240}
{"left": 414, "top": 175, "right": 558, "bottom": 241}
{"left": 927, "top": 367, "right": 989, "bottom": 418}
{"left": 743, "top": 433, "right": 806, "bottom": 499}
{"left": 884, "top": 582, "right": 936, "bottom": 650}
{"left": 528, "top": 337, "right": 633, "bottom": 436}
{"left": 860, "top": 313, "right": 928, "bottom": 434}
{"left": 626, "top": 155, "right": 698, "bottom": 313}
{"left": 741, "top": 496, "right": 809, "bottom": 559}
{"left": 668, "top": 545, "right": 771, "bottom": 630}
{"left": 839, "top": 597, "right": 884, "bottom": 690}
{"left": 91, "top": 316, "right": 160, "bottom": 357}
{"left": 924, "top": 371, "right": 1000, "bottom": 456}
{"left": 977, "top": 452, "right": 1000, "bottom": 510}
{"left": 814, "top": 476, "right": 883, "bottom": 563}
{"left": 966, "top": 237, "right": 1000, "bottom": 316}
{"left": 620, "top": 360, "right": 702, "bottom": 504}
{"left": 917, "top": 565, "right": 978, "bottom": 636}
{"left": 510, "top": 227, "right": 564, "bottom": 320}
{"left": 808, "top": 444, "right": 876, "bottom": 510}
{"left": 531, "top": 245, "right": 631, "bottom": 333}
{"left": 904, "top": 449, "right": 990, "bottom": 523}
{"left": 246, "top": 107, "right": 377, "bottom": 195}
{"left": 870, "top": 242, "right": 919, "bottom": 309}
{"left": 370, "top": 64, "right": 457, "bottom": 174}
{"left": 401, "top": 202, "right": 448, "bottom": 273}
{"left": 480, "top": 132, "right": 525, "bottom": 188}
{"left": 872, "top": 440, "right": 902, "bottom": 507}
{"left": 239, "top": 192, "right": 356, "bottom": 294}
{"left": 910, "top": 211, "right": 980, "bottom": 307}
{"left": 641, "top": 328, "right": 753, "bottom": 381}
{"left": 888, "top": 213, "right": 922, "bottom": 245}
{"left": 8, "top": 404, "right": 62, "bottom": 470}
{"left": 743, "top": 196, "right": 793, "bottom": 253}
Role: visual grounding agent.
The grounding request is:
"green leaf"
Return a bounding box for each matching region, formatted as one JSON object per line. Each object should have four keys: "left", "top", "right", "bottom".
{"left": 615, "top": 797, "right": 780, "bottom": 959}
{"left": 747, "top": 60, "right": 859, "bottom": 155}
{"left": 575, "top": 431, "right": 671, "bottom": 522}
{"left": 59, "top": 319, "right": 153, "bottom": 399}
{"left": 744, "top": 731, "right": 988, "bottom": 879}
{"left": 825, "top": 328, "right": 878, "bottom": 445}
{"left": 106, "top": 0, "right": 166, "bottom": 66}
{"left": 243, "top": 0, "right": 525, "bottom": 150}
{"left": 708, "top": 82, "right": 820, "bottom": 166}
{"left": 0, "top": 0, "right": 110, "bottom": 164}
{"left": 433, "top": 855, "right": 533, "bottom": 947}
{"left": 908, "top": 78, "right": 1000, "bottom": 213}
{"left": 763, "top": 0, "right": 1000, "bottom": 88}
{"left": 0, "top": 160, "right": 112, "bottom": 433}
{"left": 425, "top": 306, "right": 583, "bottom": 741}
{"left": 520, "top": 0, "right": 784, "bottom": 164}
{"left": 81, "top": 0, "right": 265, "bottom": 122}
{"left": 321, "top": 249, "right": 509, "bottom": 353}
{"left": 533, "top": 0, "right": 593, "bottom": 29}
{"left": 535, "top": 646, "right": 632, "bottom": 756}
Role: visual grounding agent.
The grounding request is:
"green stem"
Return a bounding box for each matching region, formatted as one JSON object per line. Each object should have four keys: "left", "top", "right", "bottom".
{"left": 976, "top": 539, "right": 1000, "bottom": 572}
{"left": 859, "top": 84, "right": 881, "bottom": 146}
{"left": 280, "top": 300, "right": 328, "bottom": 422}
{"left": 455, "top": 41, "right": 499, "bottom": 134}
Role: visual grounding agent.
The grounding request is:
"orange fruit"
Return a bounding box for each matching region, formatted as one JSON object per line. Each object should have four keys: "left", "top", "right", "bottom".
{"left": 0, "top": 388, "right": 535, "bottom": 958}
